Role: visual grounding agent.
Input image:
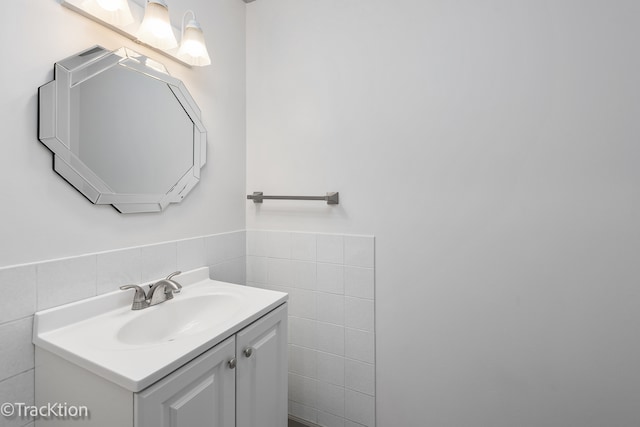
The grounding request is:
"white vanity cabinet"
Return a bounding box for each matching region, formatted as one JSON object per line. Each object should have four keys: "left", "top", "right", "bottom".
{"left": 35, "top": 303, "right": 288, "bottom": 427}
{"left": 135, "top": 336, "right": 237, "bottom": 427}
{"left": 236, "top": 303, "right": 289, "bottom": 427}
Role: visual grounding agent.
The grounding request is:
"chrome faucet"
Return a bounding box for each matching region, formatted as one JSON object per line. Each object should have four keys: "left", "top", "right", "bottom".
{"left": 147, "top": 271, "right": 182, "bottom": 305}
{"left": 120, "top": 271, "right": 182, "bottom": 310}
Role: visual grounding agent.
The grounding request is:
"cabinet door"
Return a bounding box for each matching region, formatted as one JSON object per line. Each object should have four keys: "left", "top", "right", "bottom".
{"left": 236, "top": 303, "right": 288, "bottom": 427}
{"left": 135, "top": 336, "right": 236, "bottom": 427}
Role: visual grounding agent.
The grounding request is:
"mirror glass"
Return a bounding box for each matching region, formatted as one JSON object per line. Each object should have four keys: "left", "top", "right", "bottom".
{"left": 39, "top": 46, "right": 207, "bottom": 213}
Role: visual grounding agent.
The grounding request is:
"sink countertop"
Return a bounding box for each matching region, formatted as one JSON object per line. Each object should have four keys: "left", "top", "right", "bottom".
{"left": 33, "top": 267, "right": 288, "bottom": 392}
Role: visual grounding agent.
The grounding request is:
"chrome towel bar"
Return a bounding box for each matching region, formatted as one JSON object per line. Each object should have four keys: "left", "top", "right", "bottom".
{"left": 247, "top": 192, "right": 339, "bottom": 205}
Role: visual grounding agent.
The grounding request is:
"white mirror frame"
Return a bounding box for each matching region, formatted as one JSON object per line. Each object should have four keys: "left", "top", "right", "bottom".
{"left": 38, "top": 46, "right": 207, "bottom": 213}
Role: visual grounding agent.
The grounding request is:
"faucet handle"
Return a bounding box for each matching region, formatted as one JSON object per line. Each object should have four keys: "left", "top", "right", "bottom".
{"left": 165, "top": 271, "right": 182, "bottom": 293}
{"left": 120, "top": 285, "right": 149, "bottom": 310}
{"left": 166, "top": 271, "right": 181, "bottom": 280}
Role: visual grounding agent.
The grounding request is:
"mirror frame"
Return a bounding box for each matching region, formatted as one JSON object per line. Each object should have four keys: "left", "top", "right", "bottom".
{"left": 38, "top": 46, "right": 207, "bottom": 213}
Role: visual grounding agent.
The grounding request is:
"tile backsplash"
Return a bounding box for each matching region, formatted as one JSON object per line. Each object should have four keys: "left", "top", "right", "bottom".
{"left": 0, "top": 230, "right": 245, "bottom": 427}
{"left": 0, "top": 229, "right": 375, "bottom": 427}
{"left": 247, "top": 230, "right": 376, "bottom": 427}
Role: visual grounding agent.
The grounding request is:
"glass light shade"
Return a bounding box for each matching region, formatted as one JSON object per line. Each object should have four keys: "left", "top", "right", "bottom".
{"left": 177, "top": 23, "right": 211, "bottom": 66}
{"left": 137, "top": 0, "right": 178, "bottom": 50}
{"left": 82, "top": 0, "right": 134, "bottom": 26}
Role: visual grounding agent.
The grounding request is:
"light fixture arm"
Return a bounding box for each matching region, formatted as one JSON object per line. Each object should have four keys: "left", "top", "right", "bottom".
{"left": 182, "top": 9, "right": 197, "bottom": 35}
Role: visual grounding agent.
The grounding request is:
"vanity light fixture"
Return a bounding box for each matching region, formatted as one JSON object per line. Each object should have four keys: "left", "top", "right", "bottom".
{"left": 81, "top": 0, "right": 134, "bottom": 26}
{"left": 137, "top": 0, "right": 178, "bottom": 50}
{"left": 177, "top": 11, "right": 212, "bottom": 67}
{"left": 61, "top": 0, "right": 214, "bottom": 67}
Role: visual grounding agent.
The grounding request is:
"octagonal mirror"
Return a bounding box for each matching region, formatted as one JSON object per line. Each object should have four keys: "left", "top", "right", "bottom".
{"left": 38, "top": 46, "right": 207, "bottom": 213}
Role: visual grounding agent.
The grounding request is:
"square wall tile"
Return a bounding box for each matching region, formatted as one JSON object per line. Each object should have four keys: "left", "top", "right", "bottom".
{"left": 205, "top": 232, "right": 245, "bottom": 265}
{"left": 37, "top": 255, "right": 96, "bottom": 311}
{"left": 317, "top": 293, "right": 344, "bottom": 326}
{"left": 317, "top": 352, "right": 345, "bottom": 387}
{"left": 246, "top": 230, "right": 268, "bottom": 257}
{"left": 345, "top": 360, "right": 375, "bottom": 396}
{"left": 246, "top": 256, "right": 268, "bottom": 283}
{"left": 266, "top": 231, "right": 292, "bottom": 259}
{"left": 345, "top": 390, "right": 375, "bottom": 427}
{"left": 267, "top": 258, "right": 292, "bottom": 287}
{"left": 344, "top": 267, "right": 374, "bottom": 300}
{"left": 288, "top": 289, "right": 317, "bottom": 320}
{"left": 177, "top": 238, "right": 206, "bottom": 273}
{"left": 291, "top": 261, "right": 316, "bottom": 290}
{"left": 345, "top": 329, "right": 375, "bottom": 364}
{"left": 289, "top": 345, "right": 317, "bottom": 379}
{"left": 0, "top": 265, "right": 36, "bottom": 324}
{"left": 288, "top": 373, "right": 317, "bottom": 407}
{"left": 344, "top": 237, "right": 374, "bottom": 268}
{"left": 317, "top": 264, "right": 344, "bottom": 295}
{"left": 318, "top": 411, "right": 346, "bottom": 427}
{"left": 290, "top": 317, "right": 317, "bottom": 349}
{"left": 291, "top": 233, "right": 317, "bottom": 261}
{"left": 0, "top": 317, "right": 34, "bottom": 381}
{"left": 97, "top": 247, "right": 141, "bottom": 295}
{"left": 210, "top": 257, "right": 246, "bottom": 285}
{"left": 317, "top": 381, "right": 345, "bottom": 417}
{"left": 289, "top": 401, "right": 318, "bottom": 425}
{"left": 0, "top": 370, "right": 34, "bottom": 427}
{"left": 317, "top": 235, "right": 344, "bottom": 264}
{"left": 344, "top": 298, "right": 374, "bottom": 332}
{"left": 140, "top": 242, "right": 177, "bottom": 282}
{"left": 316, "top": 323, "right": 344, "bottom": 356}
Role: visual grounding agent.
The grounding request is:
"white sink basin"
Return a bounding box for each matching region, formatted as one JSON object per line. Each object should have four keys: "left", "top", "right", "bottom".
{"left": 117, "top": 293, "right": 243, "bottom": 345}
{"left": 33, "top": 267, "right": 287, "bottom": 392}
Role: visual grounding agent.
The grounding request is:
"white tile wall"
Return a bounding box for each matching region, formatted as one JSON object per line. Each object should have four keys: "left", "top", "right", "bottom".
{"left": 0, "top": 317, "right": 34, "bottom": 381}
{"left": 317, "top": 263, "right": 345, "bottom": 295}
{"left": 317, "top": 381, "right": 345, "bottom": 417}
{"left": 345, "top": 329, "right": 375, "bottom": 364}
{"left": 0, "top": 230, "right": 245, "bottom": 427}
{"left": 246, "top": 230, "right": 376, "bottom": 427}
{"left": 140, "top": 242, "right": 178, "bottom": 282}
{"left": 345, "top": 360, "right": 375, "bottom": 396}
{"left": 289, "top": 401, "right": 318, "bottom": 425}
{"left": 290, "top": 345, "right": 318, "bottom": 378}
{"left": 317, "top": 235, "right": 344, "bottom": 264}
{"left": 318, "top": 410, "right": 346, "bottom": 427}
{"left": 205, "top": 232, "right": 246, "bottom": 266}
{"left": 291, "top": 233, "right": 317, "bottom": 261}
{"left": 289, "top": 373, "right": 318, "bottom": 407}
{"left": 345, "top": 390, "right": 375, "bottom": 427}
{"left": 343, "top": 237, "right": 375, "bottom": 269}
{"left": 0, "top": 370, "right": 35, "bottom": 427}
{"left": 0, "top": 265, "right": 36, "bottom": 325}
{"left": 37, "top": 255, "right": 97, "bottom": 311}
{"left": 0, "top": 230, "right": 371, "bottom": 427}
{"left": 316, "top": 322, "right": 345, "bottom": 356}
{"left": 176, "top": 238, "right": 206, "bottom": 273}
{"left": 344, "top": 267, "right": 375, "bottom": 300}
{"left": 317, "top": 352, "right": 345, "bottom": 387}
{"left": 97, "top": 247, "right": 141, "bottom": 294}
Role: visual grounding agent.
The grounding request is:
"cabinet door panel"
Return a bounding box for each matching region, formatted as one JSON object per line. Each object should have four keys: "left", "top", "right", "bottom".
{"left": 236, "top": 303, "right": 288, "bottom": 427}
{"left": 135, "top": 336, "right": 236, "bottom": 427}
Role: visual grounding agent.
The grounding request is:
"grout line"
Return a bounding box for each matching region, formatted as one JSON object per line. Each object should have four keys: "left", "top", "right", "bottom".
{"left": 0, "top": 367, "right": 35, "bottom": 386}
{"left": 0, "top": 314, "right": 34, "bottom": 329}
